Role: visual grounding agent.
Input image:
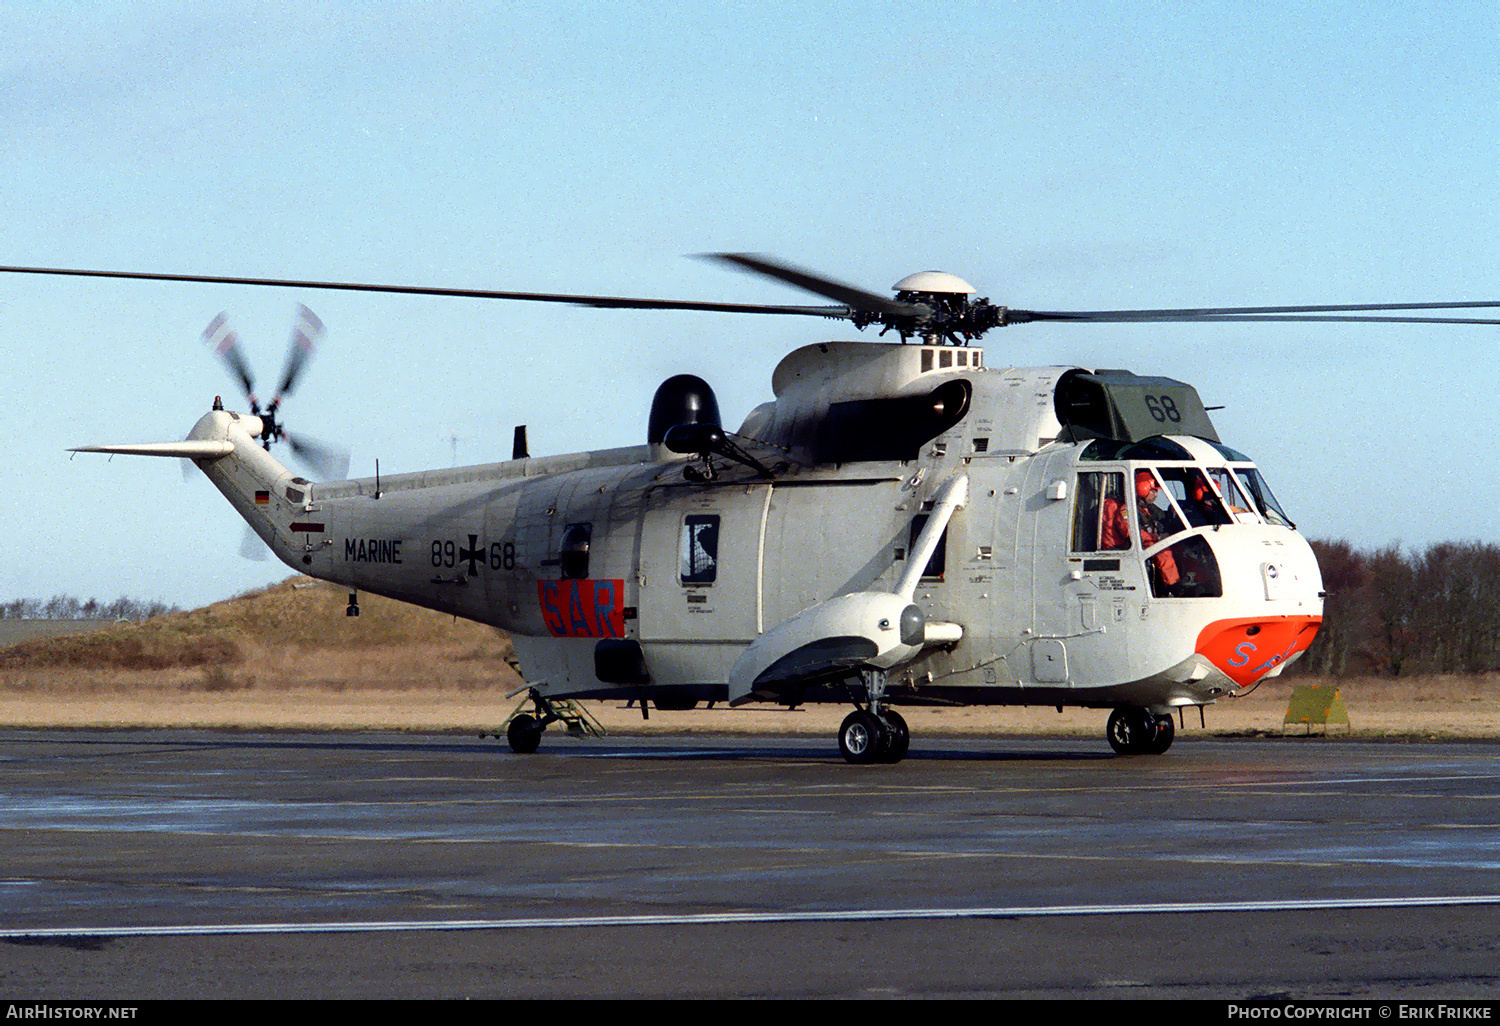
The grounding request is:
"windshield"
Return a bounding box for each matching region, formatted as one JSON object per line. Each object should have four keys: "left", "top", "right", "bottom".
{"left": 1156, "top": 467, "right": 1232, "bottom": 529}
{"left": 1206, "top": 467, "right": 1256, "bottom": 520}
{"left": 1205, "top": 441, "right": 1296, "bottom": 528}
{"left": 1234, "top": 466, "right": 1294, "bottom": 528}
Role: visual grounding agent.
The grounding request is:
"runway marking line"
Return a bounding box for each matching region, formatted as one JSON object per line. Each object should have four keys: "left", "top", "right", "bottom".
{"left": 4, "top": 894, "right": 1500, "bottom": 940}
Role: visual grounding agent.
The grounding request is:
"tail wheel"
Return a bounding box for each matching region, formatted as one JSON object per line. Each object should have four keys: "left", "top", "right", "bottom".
{"left": 506, "top": 713, "right": 544, "bottom": 755}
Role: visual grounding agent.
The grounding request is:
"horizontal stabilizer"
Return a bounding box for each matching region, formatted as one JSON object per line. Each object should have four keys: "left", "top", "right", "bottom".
{"left": 71, "top": 440, "right": 235, "bottom": 459}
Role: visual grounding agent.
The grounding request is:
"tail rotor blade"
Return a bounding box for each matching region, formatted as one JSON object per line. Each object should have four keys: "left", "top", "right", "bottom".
{"left": 286, "top": 432, "right": 349, "bottom": 481}
{"left": 272, "top": 304, "right": 324, "bottom": 406}
{"left": 239, "top": 524, "right": 270, "bottom": 561}
{"left": 202, "top": 312, "right": 257, "bottom": 407}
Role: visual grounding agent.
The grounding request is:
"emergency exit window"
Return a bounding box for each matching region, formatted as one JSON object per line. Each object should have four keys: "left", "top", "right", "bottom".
{"left": 1072, "top": 472, "right": 1130, "bottom": 552}
{"left": 680, "top": 514, "right": 720, "bottom": 584}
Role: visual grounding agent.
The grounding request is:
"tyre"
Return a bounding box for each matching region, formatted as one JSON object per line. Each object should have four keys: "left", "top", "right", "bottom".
{"left": 1106, "top": 706, "right": 1157, "bottom": 754}
{"left": 506, "top": 713, "right": 543, "bottom": 754}
{"left": 838, "top": 710, "right": 886, "bottom": 765}
{"left": 879, "top": 710, "right": 910, "bottom": 763}
{"left": 1143, "top": 714, "right": 1175, "bottom": 754}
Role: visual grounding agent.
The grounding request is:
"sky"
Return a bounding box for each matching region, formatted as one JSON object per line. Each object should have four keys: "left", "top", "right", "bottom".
{"left": 3, "top": 1, "right": 1497, "bottom": 610}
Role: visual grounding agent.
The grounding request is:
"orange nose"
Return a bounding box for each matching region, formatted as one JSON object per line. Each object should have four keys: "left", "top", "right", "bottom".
{"left": 1195, "top": 616, "right": 1322, "bottom": 687}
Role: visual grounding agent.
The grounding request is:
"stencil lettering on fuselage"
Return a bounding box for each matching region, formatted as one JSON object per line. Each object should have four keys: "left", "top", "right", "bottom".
{"left": 538, "top": 579, "right": 625, "bottom": 637}
{"left": 344, "top": 538, "right": 404, "bottom": 563}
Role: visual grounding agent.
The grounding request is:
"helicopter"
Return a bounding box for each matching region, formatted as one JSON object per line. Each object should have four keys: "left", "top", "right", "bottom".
{"left": 14, "top": 255, "right": 1500, "bottom": 763}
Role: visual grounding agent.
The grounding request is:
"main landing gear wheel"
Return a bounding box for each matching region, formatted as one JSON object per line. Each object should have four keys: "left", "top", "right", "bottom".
{"left": 838, "top": 670, "right": 911, "bottom": 765}
{"left": 880, "top": 709, "right": 910, "bottom": 763}
{"left": 838, "top": 709, "right": 910, "bottom": 765}
{"left": 1106, "top": 707, "right": 1175, "bottom": 755}
{"left": 839, "top": 710, "right": 885, "bottom": 764}
{"left": 1144, "top": 713, "right": 1175, "bottom": 754}
{"left": 506, "top": 713, "right": 544, "bottom": 754}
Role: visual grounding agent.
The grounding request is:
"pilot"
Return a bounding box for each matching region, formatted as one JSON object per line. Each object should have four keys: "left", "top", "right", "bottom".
{"left": 1100, "top": 477, "right": 1131, "bottom": 550}
{"left": 1183, "top": 473, "right": 1229, "bottom": 529}
{"left": 1135, "top": 470, "right": 1180, "bottom": 588}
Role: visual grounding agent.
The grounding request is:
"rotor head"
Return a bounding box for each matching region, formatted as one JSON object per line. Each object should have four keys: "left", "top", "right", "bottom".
{"left": 892, "top": 271, "right": 976, "bottom": 295}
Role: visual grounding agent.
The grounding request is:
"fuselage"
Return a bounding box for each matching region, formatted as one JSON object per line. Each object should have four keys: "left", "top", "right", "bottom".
{"left": 191, "top": 340, "right": 1323, "bottom": 715}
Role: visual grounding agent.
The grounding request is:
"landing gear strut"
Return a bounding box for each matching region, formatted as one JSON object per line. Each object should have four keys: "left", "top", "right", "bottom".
{"left": 837, "top": 670, "right": 910, "bottom": 765}
{"left": 492, "top": 688, "right": 606, "bottom": 754}
{"left": 1106, "top": 706, "right": 1175, "bottom": 755}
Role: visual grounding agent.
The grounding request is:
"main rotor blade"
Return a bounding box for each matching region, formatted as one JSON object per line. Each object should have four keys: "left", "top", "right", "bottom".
{"left": 11, "top": 262, "right": 1498, "bottom": 327}
{"left": 0, "top": 264, "right": 853, "bottom": 319}
{"left": 1010, "top": 300, "right": 1500, "bottom": 325}
{"left": 702, "top": 253, "right": 920, "bottom": 317}
{"left": 272, "top": 304, "right": 325, "bottom": 404}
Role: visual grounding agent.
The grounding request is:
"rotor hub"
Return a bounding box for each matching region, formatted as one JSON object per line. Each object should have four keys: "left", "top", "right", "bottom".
{"left": 888, "top": 271, "right": 1004, "bottom": 346}
{"left": 891, "top": 271, "right": 975, "bottom": 295}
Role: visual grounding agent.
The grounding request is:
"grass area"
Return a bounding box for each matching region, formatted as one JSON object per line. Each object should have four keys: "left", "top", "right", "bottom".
{"left": 1, "top": 576, "right": 1495, "bottom": 739}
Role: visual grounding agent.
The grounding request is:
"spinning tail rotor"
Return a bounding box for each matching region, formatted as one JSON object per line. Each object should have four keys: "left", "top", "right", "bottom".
{"left": 200, "top": 305, "right": 347, "bottom": 480}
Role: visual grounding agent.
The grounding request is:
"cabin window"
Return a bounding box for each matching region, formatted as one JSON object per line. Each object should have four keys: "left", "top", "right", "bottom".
{"left": 680, "top": 514, "right": 720, "bottom": 584}
{"left": 1072, "top": 472, "right": 1131, "bottom": 551}
{"left": 559, "top": 523, "right": 592, "bottom": 580}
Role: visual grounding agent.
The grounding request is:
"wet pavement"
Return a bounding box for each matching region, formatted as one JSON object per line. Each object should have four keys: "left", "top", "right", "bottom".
{"left": 1, "top": 729, "right": 1498, "bottom": 997}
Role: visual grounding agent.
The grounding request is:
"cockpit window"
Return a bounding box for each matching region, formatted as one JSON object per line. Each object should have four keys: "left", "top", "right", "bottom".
{"left": 1148, "top": 535, "right": 1224, "bottom": 598}
{"left": 1134, "top": 469, "right": 1186, "bottom": 548}
{"left": 1206, "top": 467, "right": 1255, "bottom": 519}
{"left": 1208, "top": 441, "right": 1253, "bottom": 462}
{"left": 1204, "top": 442, "right": 1296, "bottom": 528}
{"left": 1234, "top": 467, "right": 1295, "bottom": 528}
{"left": 1156, "top": 467, "right": 1232, "bottom": 529}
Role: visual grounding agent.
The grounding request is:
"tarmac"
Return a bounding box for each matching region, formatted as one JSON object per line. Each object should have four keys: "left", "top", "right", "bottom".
{"left": 1, "top": 728, "right": 1498, "bottom": 999}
